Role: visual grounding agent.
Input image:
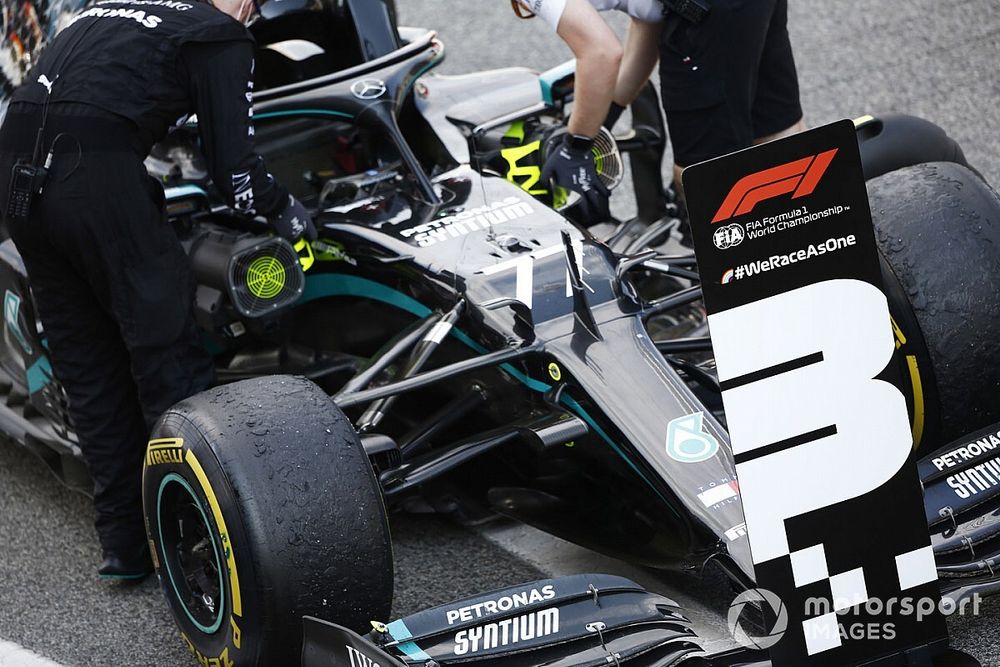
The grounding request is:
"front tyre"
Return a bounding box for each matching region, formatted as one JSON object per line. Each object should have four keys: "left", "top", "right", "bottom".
{"left": 872, "top": 162, "right": 1000, "bottom": 448}
{"left": 142, "top": 375, "right": 393, "bottom": 666}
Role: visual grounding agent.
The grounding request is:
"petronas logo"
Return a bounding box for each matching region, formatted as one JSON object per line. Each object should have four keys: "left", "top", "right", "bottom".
{"left": 665, "top": 412, "right": 720, "bottom": 463}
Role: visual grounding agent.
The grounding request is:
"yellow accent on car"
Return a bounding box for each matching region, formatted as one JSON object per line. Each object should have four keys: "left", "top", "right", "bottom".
{"left": 185, "top": 449, "right": 243, "bottom": 618}
{"left": 501, "top": 140, "right": 547, "bottom": 195}
{"left": 312, "top": 240, "right": 354, "bottom": 264}
{"left": 294, "top": 238, "right": 316, "bottom": 272}
{"left": 548, "top": 362, "right": 562, "bottom": 382}
{"left": 853, "top": 114, "right": 876, "bottom": 127}
{"left": 504, "top": 120, "right": 527, "bottom": 143}
{"left": 246, "top": 256, "right": 286, "bottom": 299}
{"left": 906, "top": 354, "right": 925, "bottom": 449}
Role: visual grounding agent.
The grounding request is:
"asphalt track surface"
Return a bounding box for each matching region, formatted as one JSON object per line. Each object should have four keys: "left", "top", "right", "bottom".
{"left": 0, "top": 0, "right": 999, "bottom": 665}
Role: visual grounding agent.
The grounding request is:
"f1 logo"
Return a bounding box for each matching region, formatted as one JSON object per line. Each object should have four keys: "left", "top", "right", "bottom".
{"left": 711, "top": 149, "right": 839, "bottom": 223}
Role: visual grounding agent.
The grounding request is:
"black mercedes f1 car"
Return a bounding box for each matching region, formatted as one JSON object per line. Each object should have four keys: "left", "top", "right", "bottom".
{"left": 1, "top": 0, "right": 999, "bottom": 665}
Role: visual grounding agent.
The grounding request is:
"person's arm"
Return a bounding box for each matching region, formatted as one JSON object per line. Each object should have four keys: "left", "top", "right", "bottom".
{"left": 613, "top": 18, "right": 661, "bottom": 107}
{"left": 180, "top": 39, "right": 288, "bottom": 219}
{"left": 554, "top": 0, "right": 623, "bottom": 138}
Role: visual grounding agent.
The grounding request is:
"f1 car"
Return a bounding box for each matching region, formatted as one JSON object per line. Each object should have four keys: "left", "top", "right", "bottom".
{"left": 1, "top": 0, "right": 999, "bottom": 664}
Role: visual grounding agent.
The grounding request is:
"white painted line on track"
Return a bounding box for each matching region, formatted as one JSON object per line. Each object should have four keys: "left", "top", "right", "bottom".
{"left": 0, "top": 640, "right": 67, "bottom": 667}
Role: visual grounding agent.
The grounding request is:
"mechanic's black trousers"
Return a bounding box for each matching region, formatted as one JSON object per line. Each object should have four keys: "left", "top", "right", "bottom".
{"left": 0, "top": 104, "right": 214, "bottom": 552}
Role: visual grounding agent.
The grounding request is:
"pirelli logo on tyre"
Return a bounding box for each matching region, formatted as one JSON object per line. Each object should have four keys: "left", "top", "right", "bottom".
{"left": 147, "top": 438, "right": 184, "bottom": 466}
{"left": 711, "top": 149, "right": 838, "bottom": 223}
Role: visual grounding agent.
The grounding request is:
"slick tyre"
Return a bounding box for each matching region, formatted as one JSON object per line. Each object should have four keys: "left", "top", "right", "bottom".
{"left": 142, "top": 375, "right": 393, "bottom": 666}
{"left": 857, "top": 113, "right": 972, "bottom": 181}
{"left": 871, "top": 162, "right": 1000, "bottom": 449}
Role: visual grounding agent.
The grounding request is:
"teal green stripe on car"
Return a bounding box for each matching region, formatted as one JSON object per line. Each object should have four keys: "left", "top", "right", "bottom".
{"left": 301, "top": 274, "right": 433, "bottom": 318}
{"left": 401, "top": 53, "right": 446, "bottom": 101}
{"left": 164, "top": 184, "right": 208, "bottom": 201}
{"left": 257, "top": 109, "right": 354, "bottom": 121}
{"left": 300, "top": 273, "right": 671, "bottom": 507}
{"left": 386, "top": 620, "right": 433, "bottom": 661}
{"left": 539, "top": 60, "right": 576, "bottom": 106}
{"left": 560, "top": 395, "right": 679, "bottom": 518}
{"left": 26, "top": 356, "right": 53, "bottom": 394}
{"left": 301, "top": 275, "right": 552, "bottom": 392}
{"left": 497, "top": 360, "right": 551, "bottom": 393}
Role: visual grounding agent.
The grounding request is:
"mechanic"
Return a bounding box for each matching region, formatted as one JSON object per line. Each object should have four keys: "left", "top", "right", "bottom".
{"left": 0, "top": 0, "right": 316, "bottom": 580}
{"left": 513, "top": 0, "right": 805, "bottom": 218}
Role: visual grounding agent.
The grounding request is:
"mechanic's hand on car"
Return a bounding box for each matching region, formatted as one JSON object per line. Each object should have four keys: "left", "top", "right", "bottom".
{"left": 270, "top": 195, "right": 317, "bottom": 242}
{"left": 541, "top": 133, "right": 610, "bottom": 224}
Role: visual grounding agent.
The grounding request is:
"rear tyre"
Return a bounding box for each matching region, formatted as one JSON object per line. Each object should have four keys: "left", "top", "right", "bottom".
{"left": 142, "top": 375, "right": 393, "bottom": 666}
{"left": 857, "top": 113, "right": 972, "bottom": 180}
{"left": 871, "top": 162, "right": 1000, "bottom": 448}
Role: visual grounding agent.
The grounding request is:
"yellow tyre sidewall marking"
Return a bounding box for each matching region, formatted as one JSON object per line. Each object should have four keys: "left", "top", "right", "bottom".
{"left": 890, "top": 316, "right": 907, "bottom": 350}
{"left": 891, "top": 316, "right": 925, "bottom": 450}
{"left": 144, "top": 439, "right": 244, "bottom": 658}
{"left": 181, "top": 633, "right": 235, "bottom": 667}
{"left": 146, "top": 437, "right": 185, "bottom": 466}
{"left": 185, "top": 449, "right": 242, "bottom": 619}
{"left": 906, "top": 355, "right": 925, "bottom": 449}
{"left": 231, "top": 617, "right": 242, "bottom": 650}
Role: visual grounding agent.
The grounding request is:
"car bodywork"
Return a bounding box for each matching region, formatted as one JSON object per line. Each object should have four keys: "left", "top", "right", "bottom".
{"left": 1, "top": 1, "right": 999, "bottom": 664}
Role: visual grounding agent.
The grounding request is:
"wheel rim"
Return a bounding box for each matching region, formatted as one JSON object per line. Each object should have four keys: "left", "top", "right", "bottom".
{"left": 157, "top": 473, "right": 226, "bottom": 634}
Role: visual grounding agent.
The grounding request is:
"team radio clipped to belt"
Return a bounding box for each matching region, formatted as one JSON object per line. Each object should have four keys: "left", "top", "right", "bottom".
{"left": 5, "top": 75, "right": 81, "bottom": 224}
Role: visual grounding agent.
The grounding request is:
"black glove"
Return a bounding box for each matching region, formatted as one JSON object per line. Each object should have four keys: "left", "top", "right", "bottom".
{"left": 541, "top": 134, "right": 611, "bottom": 224}
{"left": 603, "top": 102, "right": 626, "bottom": 130}
{"left": 270, "top": 194, "right": 317, "bottom": 242}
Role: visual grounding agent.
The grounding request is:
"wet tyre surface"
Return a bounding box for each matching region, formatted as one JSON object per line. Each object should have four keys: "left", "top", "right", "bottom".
{"left": 871, "top": 163, "right": 1000, "bottom": 440}
{"left": 0, "top": 440, "right": 544, "bottom": 666}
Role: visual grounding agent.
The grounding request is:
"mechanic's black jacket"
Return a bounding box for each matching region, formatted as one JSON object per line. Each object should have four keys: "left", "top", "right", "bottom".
{"left": 12, "top": 0, "right": 287, "bottom": 218}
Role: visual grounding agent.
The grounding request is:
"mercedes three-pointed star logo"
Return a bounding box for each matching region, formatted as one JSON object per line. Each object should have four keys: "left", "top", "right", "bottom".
{"left": 351, "top": 78, "right": 387, "bottom": 100}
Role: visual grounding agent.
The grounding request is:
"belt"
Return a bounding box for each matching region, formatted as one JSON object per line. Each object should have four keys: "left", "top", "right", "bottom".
{"left": 1, "top": 102, "right": 144, "bottom": 155}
